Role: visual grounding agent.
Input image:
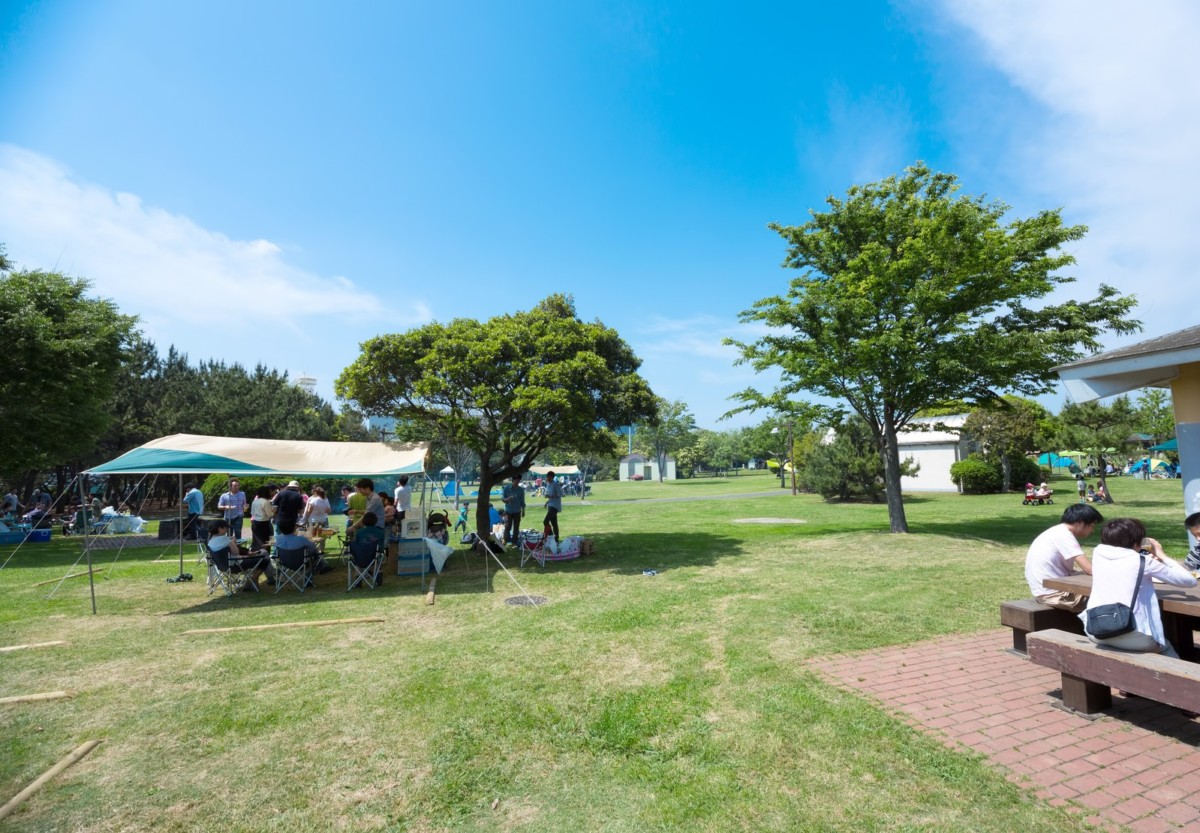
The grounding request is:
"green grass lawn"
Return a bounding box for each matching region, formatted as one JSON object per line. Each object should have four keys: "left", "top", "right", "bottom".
{"left": 0, "top": 473, "right": 1189, "bottom": 831}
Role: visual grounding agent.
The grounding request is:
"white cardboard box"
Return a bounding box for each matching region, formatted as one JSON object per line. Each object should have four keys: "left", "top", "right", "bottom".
{"left": 401, "top": 517, "right": 425, "bottom": 539}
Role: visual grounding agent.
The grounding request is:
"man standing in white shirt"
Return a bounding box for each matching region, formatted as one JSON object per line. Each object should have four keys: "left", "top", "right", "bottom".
{"left": 393, "top": 476, "right": 411, "bottom": 524}
{"left": 1025, "top": 503, "right": 1104, "bottom": 612}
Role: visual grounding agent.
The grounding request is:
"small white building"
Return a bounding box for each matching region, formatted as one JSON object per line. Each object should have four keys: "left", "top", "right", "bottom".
{"left": 896, "top": 414, "right": 972, "bottom": 493}
{"left": 619, "top": 453, "right": 677, "bottom": 481}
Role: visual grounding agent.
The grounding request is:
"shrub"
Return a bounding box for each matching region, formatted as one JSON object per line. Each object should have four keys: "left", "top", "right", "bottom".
{"left": 949, "top": 456, "right": 1001, "bottom": 494}
{"left": 1008, "top": 455, "right": 1043, "bottom": 489}
{"left": 805, "top": 415, "right": 917, "bottom": 502}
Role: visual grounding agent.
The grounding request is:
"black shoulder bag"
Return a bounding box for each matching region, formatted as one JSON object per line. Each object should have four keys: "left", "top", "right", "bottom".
{"left": 1085, "top": 555, "right": 1145, "bottom": 640}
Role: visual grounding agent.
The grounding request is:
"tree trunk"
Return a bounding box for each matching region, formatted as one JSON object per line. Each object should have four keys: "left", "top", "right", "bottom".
{"left": 657, "top": 452, "right": 665, "bottom": 483}
{"left": 1000, "top": 455, "right": 1012, "bottom": 493}
{"left": 475, "top": 467, "right": 497, "bottom": 543}
{"left": 880, "top": 421, "right": 909, "bottom": 533}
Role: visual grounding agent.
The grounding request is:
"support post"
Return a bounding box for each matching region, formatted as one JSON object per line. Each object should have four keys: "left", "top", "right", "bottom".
{"left": 77, "top": 476, "right": 96, "bottom": 615}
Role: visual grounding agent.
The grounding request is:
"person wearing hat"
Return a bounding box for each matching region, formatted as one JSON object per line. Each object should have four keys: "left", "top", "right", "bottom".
{"left": 273, "top": 480, "right": 306, "bottom": 531}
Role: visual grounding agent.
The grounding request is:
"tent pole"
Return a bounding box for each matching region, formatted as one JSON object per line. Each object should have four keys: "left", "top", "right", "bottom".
{"left": 79, "top": 476, "right": 96, "bottom": 614}
{"left": 176, "top": 473, "right": 185, "bottom": 580}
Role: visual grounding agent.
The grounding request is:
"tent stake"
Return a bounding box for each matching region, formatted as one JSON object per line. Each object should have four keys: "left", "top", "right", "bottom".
{"left": 0, "top": 691, "right": 71, "bottom": 705}
{"left": 181, "top": 616, "right": 385, "bottom": 635}
{"left": 0, "top": 740, "right": 100, "bottom": 822}
{"left": 0, "top": 641, "right": 66, "bottom": 653}
{"left": 33, "top": 570, "right": 102, "bottom": 587}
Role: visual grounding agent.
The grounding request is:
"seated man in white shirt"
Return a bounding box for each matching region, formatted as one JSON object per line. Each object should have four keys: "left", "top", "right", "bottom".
{"left": 207, "top": 519, "right": 272, "bottom": 588}
{"left": 1024, "top": 503, "right": 1104, "bottom": 612}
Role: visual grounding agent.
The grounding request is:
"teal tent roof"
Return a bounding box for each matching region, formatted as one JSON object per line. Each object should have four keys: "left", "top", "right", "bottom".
{"left": 87, "top": 434, "right": 429, "bottom": 476}
{"left": 1149, "top": 438, "right": 1178, "bottom": 452}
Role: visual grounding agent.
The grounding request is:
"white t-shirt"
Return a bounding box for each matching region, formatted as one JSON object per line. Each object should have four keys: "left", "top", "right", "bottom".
{"left": 394, "top": 484, "right": 411, "bottom": 513}
{"left": 1025, "top": 524, "right": 1085, "bottom": 596}
{"left": 250, "top": 497, "right": 274, "bottom": 522}
{"left": 305, "top": 497, "right": 331, "bottom": 523}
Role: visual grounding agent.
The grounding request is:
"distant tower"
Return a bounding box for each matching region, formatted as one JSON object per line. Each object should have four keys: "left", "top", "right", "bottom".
{"left": 295, "top": 373, "right": 317, "bottom": 395}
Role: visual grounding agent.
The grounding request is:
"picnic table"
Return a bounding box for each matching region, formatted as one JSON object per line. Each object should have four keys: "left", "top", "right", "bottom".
{"left": 1042, "top": 573, "right": 1200, "bottom": 658}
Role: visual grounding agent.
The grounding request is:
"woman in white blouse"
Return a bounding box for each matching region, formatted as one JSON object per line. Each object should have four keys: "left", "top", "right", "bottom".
{"left": 301, "top": 485, "right": 332, "bottom": 529}
{"left": 1083, "top": 517, "right": 1197, "bottom": 657}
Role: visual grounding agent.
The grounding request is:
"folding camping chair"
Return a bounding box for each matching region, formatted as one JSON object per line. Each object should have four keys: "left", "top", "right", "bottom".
{"left": 273, "top": 546, "right": 313, "bottom": 594}
{"left": 346, "top": 539, "right": 384, "bottom": 591}
{"left": 196, "top": 525, "right": 212, "bottom": 568}
{"left": 205, "top": 546, "right": 257, "bottom": 596}
{"left": 519, "top": 530, "right": 582, "bottom": 568}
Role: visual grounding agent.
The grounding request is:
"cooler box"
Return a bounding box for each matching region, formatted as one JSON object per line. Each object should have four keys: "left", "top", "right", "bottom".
{"left": 0, "top": 531, "right": 24, "bottom": 545}
{"left": 401, "top": 517, "right": 425, "bottom": 539}
{"left": 395, "top": 538, "right": 432, "bottom": 576}
{"left": 158, "top": 518, "right": 180, "bottom": 540}
{"left": 28, "top": 529, "right": 51, "bottom": 543}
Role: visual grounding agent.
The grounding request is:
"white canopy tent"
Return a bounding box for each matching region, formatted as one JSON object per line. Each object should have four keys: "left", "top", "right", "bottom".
{"left": 527, "top": 465, "right": 580, "bottom": 476}
{"left": 77, "top": 434, "right": 431, "bottom": 612}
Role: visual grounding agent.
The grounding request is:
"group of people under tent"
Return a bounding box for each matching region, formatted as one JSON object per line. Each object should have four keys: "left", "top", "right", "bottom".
{"left": 1024, "top": 502, "right": 1200, "bottom": 683}
{"left": 192, "top": 475, "right": 414, "bottom": 591}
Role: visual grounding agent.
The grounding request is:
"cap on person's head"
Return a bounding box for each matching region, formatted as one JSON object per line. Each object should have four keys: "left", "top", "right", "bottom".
{"left": 287, "top": 480, "right": 300, "bottom": 489}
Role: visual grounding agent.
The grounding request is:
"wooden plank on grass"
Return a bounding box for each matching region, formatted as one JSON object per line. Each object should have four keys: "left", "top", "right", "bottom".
{"left": 181, "top": 616, "right": 385, "bottom": 635}
{"left": 425, "top": 576, "right": 437, "bottom": 605}
{"left": 0, "top": 740, "right": 101, "bottom": 821}
{"left": 0, "top": 691, "right": 71, "bottom": 705}
{"left": 0, "top": 641, "right": 67, "bottom": 654}
{"left": 32, "top": 570, "right": 103, "bottom": 587}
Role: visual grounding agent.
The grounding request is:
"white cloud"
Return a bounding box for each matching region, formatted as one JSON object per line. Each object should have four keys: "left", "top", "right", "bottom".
{"left": 0, "top": 145, "right": 432, "bottom": 400}
{"left": 934, "top": 0, "right": 1200, "bottom": 337}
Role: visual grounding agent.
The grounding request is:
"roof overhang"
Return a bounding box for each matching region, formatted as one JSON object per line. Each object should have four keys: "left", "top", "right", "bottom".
{"left": 1054, "top": 326, "right": 1200, "bottom": 402}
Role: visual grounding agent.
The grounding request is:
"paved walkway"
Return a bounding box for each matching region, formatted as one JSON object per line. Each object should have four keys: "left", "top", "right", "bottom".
{"left": 809, "top": 630, "right": 1200, "bottom": 832}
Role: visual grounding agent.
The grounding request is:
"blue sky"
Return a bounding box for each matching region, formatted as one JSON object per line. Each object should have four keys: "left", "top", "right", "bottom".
{"left": 2, "top": 0, "right": 1196, "bottom": 429}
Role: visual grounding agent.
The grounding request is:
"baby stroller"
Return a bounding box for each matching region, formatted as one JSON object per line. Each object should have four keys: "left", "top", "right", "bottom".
{"left": 426, "top": 510, "right": 450, "bottom": 545}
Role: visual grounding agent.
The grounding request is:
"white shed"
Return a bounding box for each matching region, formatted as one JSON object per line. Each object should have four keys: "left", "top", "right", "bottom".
{"left": 896, "top": 414, "right": 972, "bottom": 493}
{"left": 619, "top": 453, "right": 677, "bottom": 481}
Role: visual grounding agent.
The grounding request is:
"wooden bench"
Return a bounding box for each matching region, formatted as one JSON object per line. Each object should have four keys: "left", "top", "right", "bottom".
{"left": 1027, "top": 629, "right": 1200, "bottom": 715}
{"left": 1000, "top": 599, "right": 1085, "bottom": 654}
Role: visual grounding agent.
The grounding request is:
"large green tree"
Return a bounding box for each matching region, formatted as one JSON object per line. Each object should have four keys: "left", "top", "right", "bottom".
{"left": 634, "top": 398, "right": 696, "bottom": 482}
{"left": 961, "top": 396, "right": 1049, "bottom": 493}
{"left": 0, "top": 267, "right": 137, "bottom": 488}
{"left": 1135, "top": 388, "right": 1175, "bottom": 444}
{"left": 729, "top": 163, "right": 1140, "bottom": 532}
{"left": 336, "top": 295, "right": 658, "bottom": 538}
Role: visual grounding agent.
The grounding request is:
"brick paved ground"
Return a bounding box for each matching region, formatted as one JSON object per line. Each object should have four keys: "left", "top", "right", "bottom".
{"left": 809, "top": 630, "right": 1200, "bottom": 832}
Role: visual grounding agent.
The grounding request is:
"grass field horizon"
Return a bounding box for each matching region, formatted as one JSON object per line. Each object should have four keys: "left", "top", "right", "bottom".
{"left": 0, "top": 472, "right": 1190, "bottom": 831}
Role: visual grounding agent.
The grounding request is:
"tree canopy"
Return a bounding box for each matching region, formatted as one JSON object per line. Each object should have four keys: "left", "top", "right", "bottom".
{"left": 336, "top": 294, "right": 658, "bottom": 535}
{"left": 0, "top": 268, "right": 137, "bottom": 485}
{"left": 634, "top": 398, "right": 696, "bottom": 482}
{"left": 961, "top": 396, "right": 1049, "bottom": 492}
{"left": 729, "top": 162, "right": 1140, "bottom": 532}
